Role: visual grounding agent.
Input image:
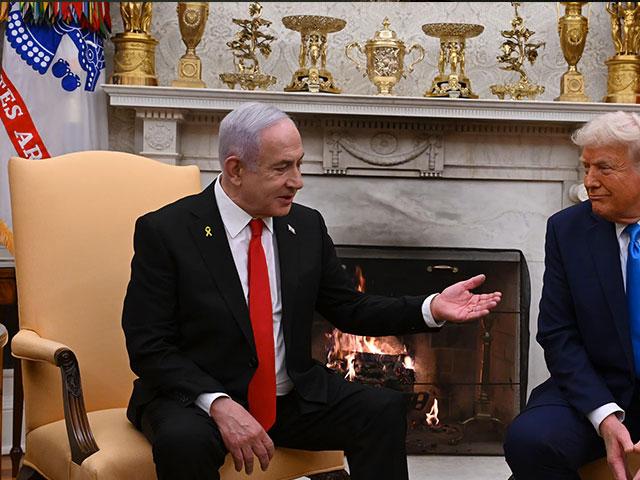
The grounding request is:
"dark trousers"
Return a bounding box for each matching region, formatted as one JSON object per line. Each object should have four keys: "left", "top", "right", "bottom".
{"left": 140, "top": 375, "right": 409, "bottom": 480}
{"left": 504, "top": 391, "right": 640, "bottom": 480}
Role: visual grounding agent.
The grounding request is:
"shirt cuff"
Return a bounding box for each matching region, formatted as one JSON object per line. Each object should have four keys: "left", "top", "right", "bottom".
{"left": 422, "top": 293, "right": 445, "bottom": 328}
{"left": 587, "top": 403, "right": 625, "bottom": 436}
{"left": 195, "top": 392, "right": 230, "bottom": 415}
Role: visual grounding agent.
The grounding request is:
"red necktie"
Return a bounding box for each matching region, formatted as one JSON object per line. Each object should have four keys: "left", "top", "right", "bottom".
{"left": 247, "top": 218, "right": 276, "bottom": 430}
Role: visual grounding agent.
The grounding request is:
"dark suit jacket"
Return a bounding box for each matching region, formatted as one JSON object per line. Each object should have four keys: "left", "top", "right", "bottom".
{"left": 529, "top": 200, "right": 636, "bottom": 415}
{"left": 122, "top": 181, "right": 433, "bottom": 428}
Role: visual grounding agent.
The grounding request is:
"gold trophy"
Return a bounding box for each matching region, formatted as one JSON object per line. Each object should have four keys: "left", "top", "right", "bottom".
{"left": 283, "top": 15, "right": 346, "bottom": 93}
{"left": 490, "top": 2, "right": 545, "bottom": 100}
{"left": 172, "top": 2, "right": 209, "bottom": 88}
{"left": 220, "top": 2, "right": 277, "bottom": 90}
{"left": 422, "top": 23, "right": 484, "bottom": 98}
{"left": 345, "top": 18, "right": 425, "bottom": 96}
{"left": 111, "top": 2, "right": 158, "bottom": 86}
{"left": 556, "top": 2, "right": 590, "bottom": 101}
{"left": 604, "top": 2, "right": 640, "bottom": 103}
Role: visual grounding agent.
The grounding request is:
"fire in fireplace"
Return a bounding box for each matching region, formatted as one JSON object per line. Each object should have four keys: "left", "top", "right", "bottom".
{"left": 312, "top": 246, "right": 530, "bottom": 455}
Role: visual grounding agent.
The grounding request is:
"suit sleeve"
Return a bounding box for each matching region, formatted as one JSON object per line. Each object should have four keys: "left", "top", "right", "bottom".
{"left": 536, "top": 216, "right": 616, "bottom": 415}
{"left": 313, "top": 211, "right": 436, "bottom": 336}
{"left": 122, "top": 214, "right": 226, "bottom": 405}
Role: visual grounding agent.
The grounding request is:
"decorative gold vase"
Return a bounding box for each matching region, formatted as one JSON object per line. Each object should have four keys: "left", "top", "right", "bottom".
{"left": 556, "top": 2, "right": 590, "bottom": 101}
{"left": 345, "top": 18, "right": 424, "bottom": 96}
{"left": 111, "top": 2, "right": 158, "bottom": 86}
{"left": 604, "top": 2, "right": 640, "bottom": 103}
{"left": 283, "top": 15, "right": 346, "bottom": 94}
{"left": 422, "top": 23, "right": 483, "bottom": 98}
{"left": 172, "top": 2, "right": 209, "bottom": 88}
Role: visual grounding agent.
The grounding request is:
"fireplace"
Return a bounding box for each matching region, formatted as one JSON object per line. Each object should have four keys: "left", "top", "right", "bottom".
{"left": 311, "top": 245, "right": 530, "bottom": 455}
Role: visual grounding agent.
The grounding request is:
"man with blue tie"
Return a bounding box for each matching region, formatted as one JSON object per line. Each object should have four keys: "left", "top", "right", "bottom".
{"left": 504, "top": 111, "right": 640, "bottom": 480}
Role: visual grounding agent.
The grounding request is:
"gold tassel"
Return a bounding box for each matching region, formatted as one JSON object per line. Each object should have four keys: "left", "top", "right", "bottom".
{"left": 0, "top": 219, "right": 14, "bottom": 256}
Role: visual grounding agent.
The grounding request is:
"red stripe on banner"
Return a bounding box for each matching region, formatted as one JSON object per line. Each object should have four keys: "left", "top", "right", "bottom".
{"left": 0, "top": 67, "right": 51, "bottom": 159}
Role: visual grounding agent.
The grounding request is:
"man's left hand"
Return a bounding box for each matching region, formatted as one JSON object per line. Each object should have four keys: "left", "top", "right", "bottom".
{"left": 430, "top": 274, "right": 502, "bottom": 323}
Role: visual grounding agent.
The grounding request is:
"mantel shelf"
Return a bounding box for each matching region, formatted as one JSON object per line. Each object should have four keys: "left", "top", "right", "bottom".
{"left": 103, "top": 84, "right": 640, "bottom": 124}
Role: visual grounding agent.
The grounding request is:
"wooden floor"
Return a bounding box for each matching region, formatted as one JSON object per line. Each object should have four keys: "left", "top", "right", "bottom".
{"left": 1, "top": 456, "right": 15, "bottom": 480}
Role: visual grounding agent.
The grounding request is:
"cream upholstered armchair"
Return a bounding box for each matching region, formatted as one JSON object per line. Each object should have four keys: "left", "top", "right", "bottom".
{"left": 9, "top": 151, "right": 346, "bottom": 480}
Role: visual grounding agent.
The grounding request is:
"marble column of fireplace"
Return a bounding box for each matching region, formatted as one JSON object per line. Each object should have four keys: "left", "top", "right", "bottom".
{"left": 104, "top": 85, "right": 640, "bottom": 394}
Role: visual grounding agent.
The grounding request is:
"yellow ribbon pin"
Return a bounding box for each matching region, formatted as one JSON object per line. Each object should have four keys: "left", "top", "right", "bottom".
{"left": 204, "top": 226, "right": 213, "bottom": 237}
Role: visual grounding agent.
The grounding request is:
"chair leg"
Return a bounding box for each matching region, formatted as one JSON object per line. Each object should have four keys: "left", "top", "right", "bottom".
{"left": 16, "top": 466, "right": 46, "bottom": 480}
{"left": 308, "top": 471, "right": 350, "bottom": 480}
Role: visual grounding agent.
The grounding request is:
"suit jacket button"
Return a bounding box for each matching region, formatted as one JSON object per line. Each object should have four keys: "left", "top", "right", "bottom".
{"left": 249, "top": 357, "right": 258, "bottom": 368}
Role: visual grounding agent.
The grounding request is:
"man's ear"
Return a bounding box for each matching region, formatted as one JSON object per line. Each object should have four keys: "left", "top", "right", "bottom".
{"left": 223, "top": 156, "right": 244, "bottom": 186}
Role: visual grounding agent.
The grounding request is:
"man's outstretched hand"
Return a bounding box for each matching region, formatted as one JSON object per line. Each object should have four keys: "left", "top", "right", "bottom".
{"left": 430, "top": 274, "right": 502, "bottom": 323}
{"left": 209, "top": 397, "right": 274, "bottom": 475}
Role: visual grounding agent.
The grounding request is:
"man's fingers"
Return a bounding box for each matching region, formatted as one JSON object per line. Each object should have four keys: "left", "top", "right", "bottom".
{"left": 253, "top": 443, "right": 271, "bottom": 471}
{"left": 230, "top": 448, "right": 244, "bottom": 472}
{"left": 241, "top": 445, "right": 254, "bottom": 475}
{"left": 462, "top": 274, "right": 486, "bottom": 290}
{"left": 608, "top": 455, "right": 628, "bottom": 480}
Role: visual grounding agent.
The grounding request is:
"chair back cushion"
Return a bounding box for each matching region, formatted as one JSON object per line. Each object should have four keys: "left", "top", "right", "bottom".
{"left": 9, "top": 151, "right": 201, "bottom": 431}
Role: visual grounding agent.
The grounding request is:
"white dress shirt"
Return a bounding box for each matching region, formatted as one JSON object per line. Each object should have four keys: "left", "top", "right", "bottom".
{"left": 196, "top": 177, "right": 441, "bottom": 415}
{"left": 587, "top": 220, "right": 640, "bottom": 435}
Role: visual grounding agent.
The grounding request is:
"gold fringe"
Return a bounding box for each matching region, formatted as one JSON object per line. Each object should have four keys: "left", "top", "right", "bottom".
{"left": 0, "top": 219, "right": 14, "bottom": 256}
{"left": 0, "top": 2, "right": 9, "bottom": 23}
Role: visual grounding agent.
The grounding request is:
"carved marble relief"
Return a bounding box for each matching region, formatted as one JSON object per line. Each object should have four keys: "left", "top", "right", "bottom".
{"left": 323, "top": 124, "right": 444, "bottom": 177}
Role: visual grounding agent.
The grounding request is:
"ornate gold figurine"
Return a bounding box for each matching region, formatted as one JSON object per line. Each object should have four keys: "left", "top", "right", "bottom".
{"left": 556, "top": 2, "right": 590, "bottom": 101}
{"left": 282, "top": 15, "right": 346, "bottom": 93}
{"left": 490, "top": 2, "right": 546, "bottom": 100}
{"left": 604, "top": 2, "right": 640, "bottom": 103}
{"left": 172, "top": 2, "right": 209, "bottom": 88}
{"left": 111, "top": 2, "right": 158, "bottom": 86}
{"left": 422, "top": 23, "right": 484, "bottom": 98}
{"left": 345, "top": 18, "right": 425, "bottom": 96}
{"left": 220, "top": 2, "right": 277, "bottom": 91}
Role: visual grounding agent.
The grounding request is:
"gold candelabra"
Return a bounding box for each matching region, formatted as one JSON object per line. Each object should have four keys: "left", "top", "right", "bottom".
{"left": 220, "top": 2, "right": 277, "bottom": 91}
{"left": 604, "top": 2, "right": 640, "bottom": 103}
{"left": 556, "top": 2, "right": 590, "bottom": 102}
{"left": 283, "top": 15, "right": 346, "bottom": 94}
{"left": 422, "top": 23, "right": 484, "bottom": 98}
{"left": 110, "top": 2, "right": 158, "bottom": 86}
{"left": 490, "top": 2, "right": 545, "bottom": 100}
{"left": 346, "top": 18, "right": 425, "bottom": 96}
{"left": 172, "top": 2, "right": 209, "bottom": 88}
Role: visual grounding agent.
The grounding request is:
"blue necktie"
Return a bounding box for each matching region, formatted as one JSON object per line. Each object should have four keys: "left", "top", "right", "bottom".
{"left": 626, "top": 223, "right": 640, "bottom": 376}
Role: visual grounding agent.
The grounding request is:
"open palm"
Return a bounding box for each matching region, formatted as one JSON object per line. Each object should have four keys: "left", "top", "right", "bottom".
{"left": 430, "top": 274, "right": 502, "bottom": 323}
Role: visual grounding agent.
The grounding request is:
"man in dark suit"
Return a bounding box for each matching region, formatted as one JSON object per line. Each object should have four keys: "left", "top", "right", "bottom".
{"left": 504, "top": 111, "right": 640, "bottom": 480}
{"left": 122, "top": 102, "right": 502, "bottom": 480}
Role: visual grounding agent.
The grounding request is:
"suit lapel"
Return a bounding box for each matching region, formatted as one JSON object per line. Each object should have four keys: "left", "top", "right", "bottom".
{"left": 188, "top": 182, "right": 255, "bottom": 352}
{"left": 587, "top": 213, "right": 633, "bottom": 372}
{"left": 274, "top": 215, "right": 299, "bottom": 351}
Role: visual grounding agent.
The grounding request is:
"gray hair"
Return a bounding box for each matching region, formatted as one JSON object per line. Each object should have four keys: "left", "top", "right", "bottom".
{"left": 572, "top": 111, "right": 640, "bottom": 166}
{"left": 218, "top": 102, "right": 292, "bottom": 170}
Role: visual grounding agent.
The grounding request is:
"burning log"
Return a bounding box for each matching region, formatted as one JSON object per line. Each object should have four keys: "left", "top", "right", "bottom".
{"left": 329, "top": 351, "right": 415, "bottom": 390}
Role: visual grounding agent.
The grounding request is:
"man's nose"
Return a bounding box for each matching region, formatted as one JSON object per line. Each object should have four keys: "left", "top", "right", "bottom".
{"left": 584, "top": 169, "right": 600, "bottom": 189}
{"left": 287, "top": 168, "right": 304, "bottom": 190}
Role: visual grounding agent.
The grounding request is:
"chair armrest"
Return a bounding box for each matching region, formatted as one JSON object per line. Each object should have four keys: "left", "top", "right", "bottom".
{"left": 12, "top": 329, "right": 68, "bottom": 363}
{"left": 11, "top": 329, "right": 99, "bottom": 465}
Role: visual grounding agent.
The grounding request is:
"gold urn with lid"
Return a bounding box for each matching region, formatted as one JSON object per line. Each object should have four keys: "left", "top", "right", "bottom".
{"left": 346, "top": 18, "right": 425, "bottom": 95}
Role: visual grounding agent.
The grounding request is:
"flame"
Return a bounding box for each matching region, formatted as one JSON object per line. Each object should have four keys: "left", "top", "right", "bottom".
{"left": 355, "top": 265, "right": 366, "bottom": 292}
{"left": 325, "top": 264, "right": 416, "bottom": 377}
{"left": 403, "top": 355, "right": 415, "bottom": 371}
{"left": 344, "top": 353, "right": 357, "bottom": 381}
{"left": 426, "top": 398, "right": 440, "bottom": 427}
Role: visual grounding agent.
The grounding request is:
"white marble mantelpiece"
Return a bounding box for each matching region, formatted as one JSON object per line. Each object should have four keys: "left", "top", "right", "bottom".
{"left": 103, "top": 84, "right": 640, "bottom": 195}
{"left": 104, "top": 84, "right": 640, "bottom": 123}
